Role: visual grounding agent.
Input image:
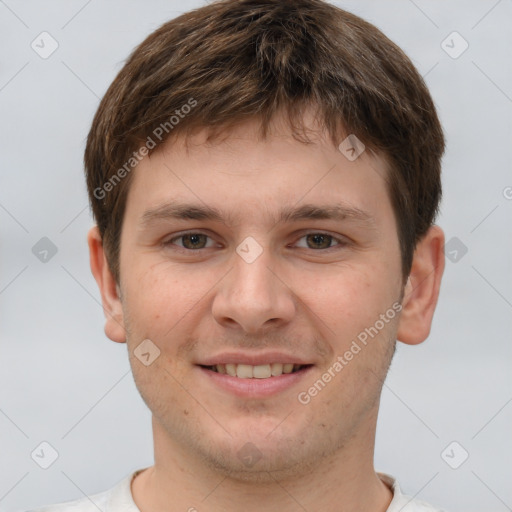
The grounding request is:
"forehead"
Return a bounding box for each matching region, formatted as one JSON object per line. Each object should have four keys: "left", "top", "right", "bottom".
{"left": 124, "top": 114, "right": 393, "bottom": 227}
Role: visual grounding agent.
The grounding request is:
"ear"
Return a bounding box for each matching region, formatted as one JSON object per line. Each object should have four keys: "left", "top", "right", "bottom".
{"left": 396, "top": 225, "right": 445, "bottom": 345}
{"left": 87, "top": 226, "right": 126, "bottom": 343}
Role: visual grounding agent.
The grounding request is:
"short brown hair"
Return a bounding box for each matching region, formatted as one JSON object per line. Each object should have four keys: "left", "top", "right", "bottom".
{"left": 84, "top": 0, "right": 444, "bottom": 284}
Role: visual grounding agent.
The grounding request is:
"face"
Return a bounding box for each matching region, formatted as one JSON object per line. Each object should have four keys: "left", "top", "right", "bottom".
{"left": 114, "top": 114, "right": 405, "bottom": 480}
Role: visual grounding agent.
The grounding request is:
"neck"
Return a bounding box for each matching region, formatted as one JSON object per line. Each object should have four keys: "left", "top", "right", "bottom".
{"left": 132, "top": 414, "right": 393, "bottom": 512}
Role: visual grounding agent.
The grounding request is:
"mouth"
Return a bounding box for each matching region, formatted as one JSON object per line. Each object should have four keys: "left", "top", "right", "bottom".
{"left": 197, "top": 362, "right": 314, "bottom": 398}
{"left": 200, "top": 363, "right": 310, "bottom": 378}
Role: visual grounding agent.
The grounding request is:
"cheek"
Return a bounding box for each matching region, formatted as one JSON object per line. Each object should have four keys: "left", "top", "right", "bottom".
{"left": 122, "top": 262, "right": 176, "bottom": 336}
{"left": 304, "top": 265, "right": 391, "bottom": 338}
{"left": 122, "top": 259, "right": 214, "bottom": 341}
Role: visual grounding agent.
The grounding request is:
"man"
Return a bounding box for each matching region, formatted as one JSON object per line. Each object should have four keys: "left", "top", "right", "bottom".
{"left": 32, "top": 0, "right": 447, "bottom": 510}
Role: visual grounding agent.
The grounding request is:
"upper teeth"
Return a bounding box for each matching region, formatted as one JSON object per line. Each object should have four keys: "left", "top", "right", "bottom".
{"left": 212, "top": 363, "right": 303, "bottom": 378}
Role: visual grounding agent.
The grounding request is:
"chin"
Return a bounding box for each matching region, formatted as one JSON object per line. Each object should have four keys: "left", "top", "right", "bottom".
{"left": 195, "top": 431, "right": 334, "bottom": 483}
{"left": 201, "top": 450, "right": 314, "bottom": 483}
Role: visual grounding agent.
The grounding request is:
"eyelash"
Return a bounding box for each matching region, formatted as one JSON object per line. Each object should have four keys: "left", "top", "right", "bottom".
{"left": 163, "top": 231, "right": 348, "bottom": 252}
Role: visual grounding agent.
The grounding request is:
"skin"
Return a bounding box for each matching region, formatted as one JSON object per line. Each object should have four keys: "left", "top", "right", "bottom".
{"left": 88, "top": 110, "right": 445, "bottom": 512}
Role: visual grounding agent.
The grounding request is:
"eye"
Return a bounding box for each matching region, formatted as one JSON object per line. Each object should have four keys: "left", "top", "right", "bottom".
{"left": 163, "top": 231, "right": 348, "bottom": 252}
{"left": 294, "top": 233, "right": 346, "bottom": 250}
{"left": 165, "top": 232, "right": 216, "bottom": 250}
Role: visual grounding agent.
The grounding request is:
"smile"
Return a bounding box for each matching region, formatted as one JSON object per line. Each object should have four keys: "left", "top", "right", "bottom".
{"left": 203, "top": 363, "right": 308, "bottom": 378}
{"left": 197, "top": 362, "right": 313, "bottom": 398}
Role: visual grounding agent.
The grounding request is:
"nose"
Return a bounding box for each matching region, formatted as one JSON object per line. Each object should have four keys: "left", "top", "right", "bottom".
{"left": 211, "top": 244, "right": 296, "bottom": 334}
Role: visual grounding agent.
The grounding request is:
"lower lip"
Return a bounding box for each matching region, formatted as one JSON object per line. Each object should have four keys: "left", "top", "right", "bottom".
{"left": 197, "top": 365, "right": 313, "bottom": 398}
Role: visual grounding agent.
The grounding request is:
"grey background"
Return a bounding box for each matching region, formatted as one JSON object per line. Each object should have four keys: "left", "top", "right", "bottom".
{"left": 1, "top": 1, "right": 511, "bottom": 511}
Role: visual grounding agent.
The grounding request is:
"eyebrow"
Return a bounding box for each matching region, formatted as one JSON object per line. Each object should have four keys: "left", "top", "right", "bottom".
{"left": 140, "top": 201, "right": 375, "bottom": 228}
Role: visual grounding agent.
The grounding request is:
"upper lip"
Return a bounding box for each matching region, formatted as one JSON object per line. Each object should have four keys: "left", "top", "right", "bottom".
{"left": 197, "top": 352, "right": 313, "bottom": 366}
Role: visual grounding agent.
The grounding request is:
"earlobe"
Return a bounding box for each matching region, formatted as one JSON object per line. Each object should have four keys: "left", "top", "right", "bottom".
{"left": 87, "top": 226, "right": 127, "bottom": 343}
{"left": 396, "top": 225, "right": 445, "bottom": 345}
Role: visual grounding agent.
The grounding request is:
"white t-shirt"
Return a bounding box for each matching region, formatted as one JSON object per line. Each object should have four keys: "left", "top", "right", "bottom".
{"left": 25, "top": 469, "right": 447, "bottom": 511}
